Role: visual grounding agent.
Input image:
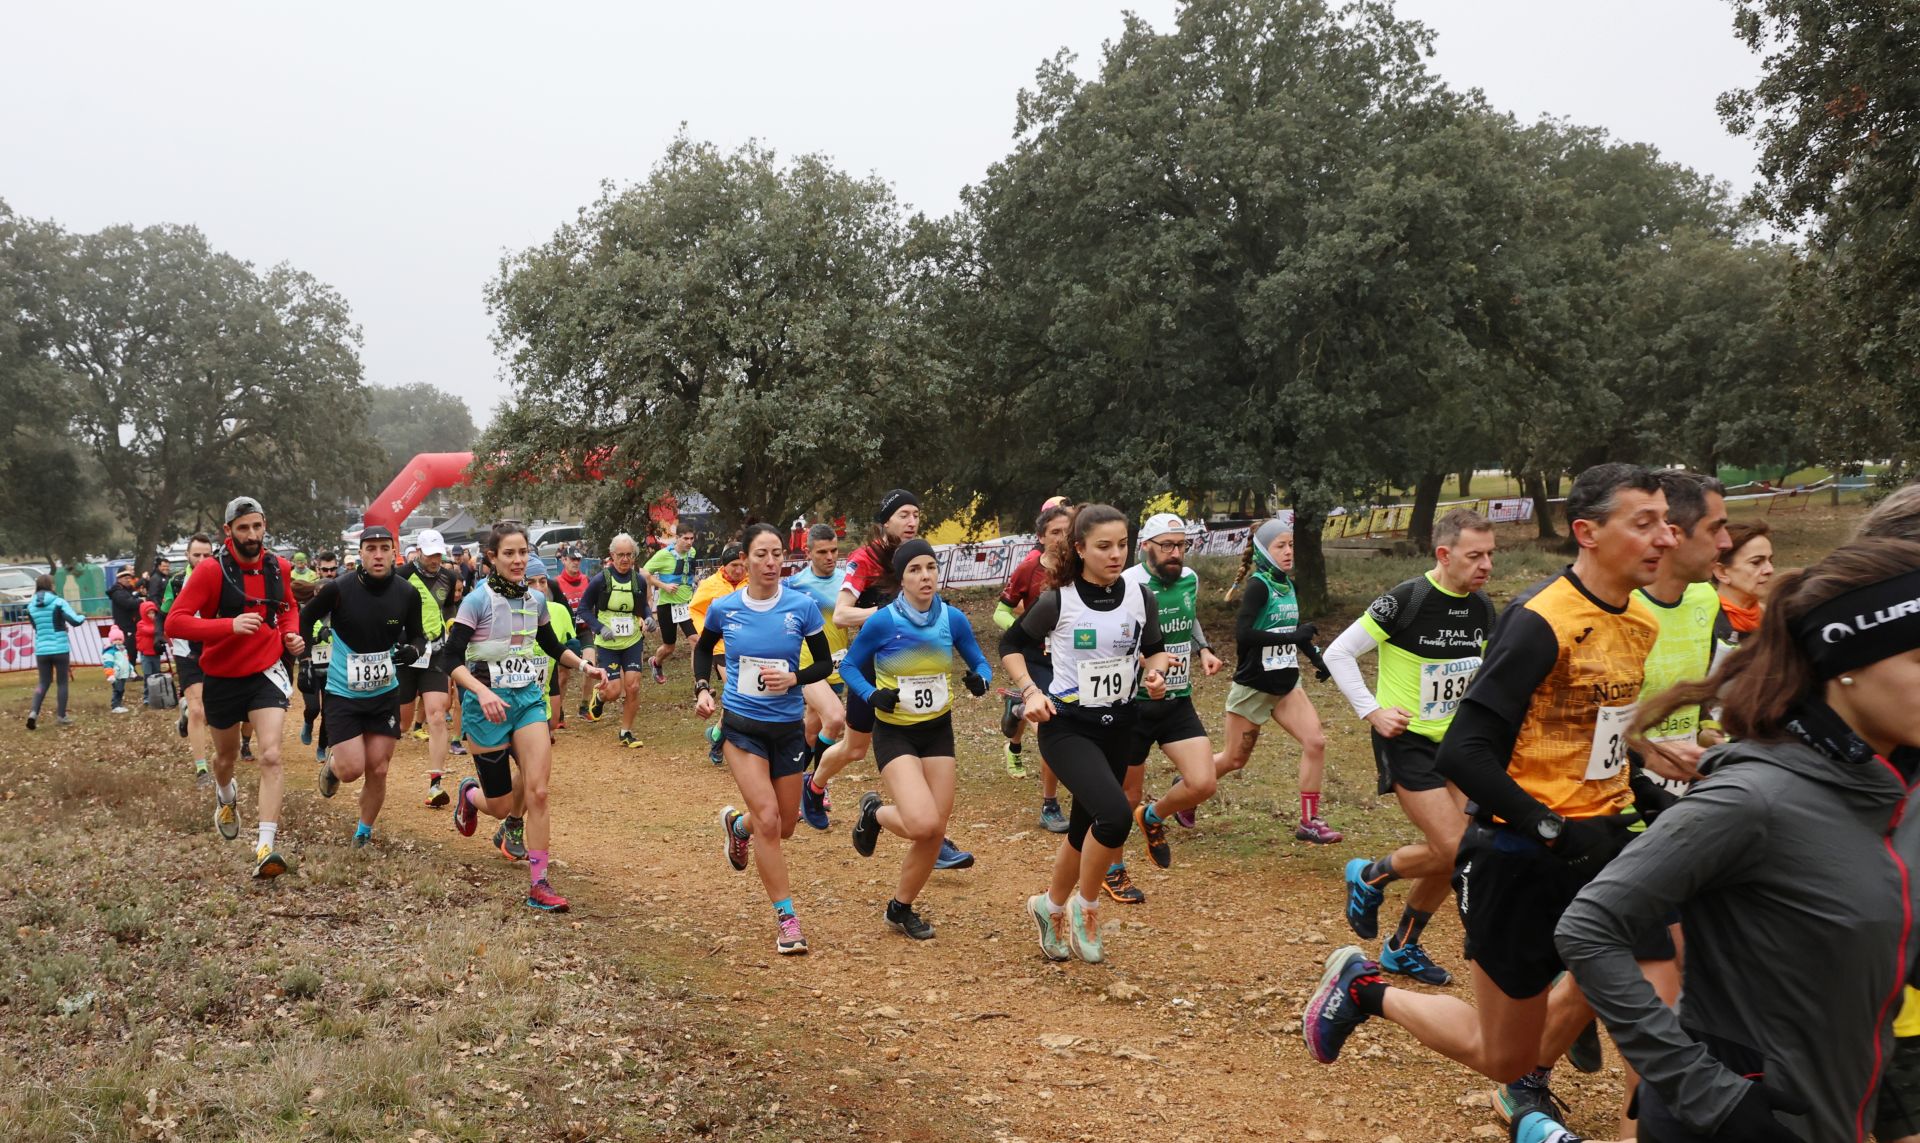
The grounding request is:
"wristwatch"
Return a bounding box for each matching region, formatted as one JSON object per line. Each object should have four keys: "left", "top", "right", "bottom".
{"left": 1532, "top": 812, "right": 1565, "bottom": 845}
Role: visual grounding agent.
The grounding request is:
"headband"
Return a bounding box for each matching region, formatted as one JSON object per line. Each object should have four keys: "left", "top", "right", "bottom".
{"left": 892, "top": 538, "right": 937, "bottom": 576}
{"left": 1796, "top": 569, "right": 1920, "bottom": 680}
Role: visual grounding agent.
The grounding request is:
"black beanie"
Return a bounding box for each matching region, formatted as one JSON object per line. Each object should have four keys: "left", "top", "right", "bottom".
{"left": 891, "top": 538, "right": 937, "bottom": 576}
{"left": 875, "top": 488, "right": 921, "bottom": 525}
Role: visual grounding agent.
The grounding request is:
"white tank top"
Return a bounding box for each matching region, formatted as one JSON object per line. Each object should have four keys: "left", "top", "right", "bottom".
{"left": 1046, "top": 581, "right": 1146, "bottom": 707}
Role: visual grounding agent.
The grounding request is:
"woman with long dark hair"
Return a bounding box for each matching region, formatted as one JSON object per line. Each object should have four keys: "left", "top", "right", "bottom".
{"left": 1556, "top": 537, "right": 1920, "bottom": 1143}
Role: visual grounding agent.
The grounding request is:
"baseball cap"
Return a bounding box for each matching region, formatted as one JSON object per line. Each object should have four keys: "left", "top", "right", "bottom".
{"left": 1041, "top": 495, "right": 1071, "bottom": 511}
{"left": 1140, "top": 513, "right": 1186, "bottom": 543}
{"left": 116, "top": 566, "right": 136, "bottom": 579}
{"left": 416, "top": 529, "right": 447, "bottom": 557}
{"left": 359, "top": 525, "right": 395, "bottom": 544}
{"left": 526, "top": 556, "right": 549, "bottom": 580}
{"left": 224, "top": 495, "right": 263, "bottom": 524}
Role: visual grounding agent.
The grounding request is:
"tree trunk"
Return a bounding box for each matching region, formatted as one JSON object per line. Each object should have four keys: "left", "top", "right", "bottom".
{"left": 1292, "top": 507, "right": 1329, "bottom": 616}
{"left": 1457, "top": 470, "right": 1473, "bottom": 498}
{"left": 1525, "top": 471, "right": 1559, "bottom": 539}
{"left": 1408, "top": 472, "right": 1447, "bottom": 554}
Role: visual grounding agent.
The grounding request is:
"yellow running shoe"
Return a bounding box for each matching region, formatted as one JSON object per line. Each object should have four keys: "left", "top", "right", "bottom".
{"left": 252, "top": 844, "right": 288, "bottom": 880}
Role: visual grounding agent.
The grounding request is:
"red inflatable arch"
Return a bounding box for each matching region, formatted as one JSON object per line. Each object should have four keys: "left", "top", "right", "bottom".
{"left": 363, "top": 452, "right": 474, "bottom": 535}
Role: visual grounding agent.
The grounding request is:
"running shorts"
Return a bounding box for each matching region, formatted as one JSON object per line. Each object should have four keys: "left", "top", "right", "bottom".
{"left": 472, "top": 743, "right": 517, "bottom": 799}
{"left": 1372, "top": 729, "right": 1448, "bottom": 795}
{"left": 175, "top": 656, "right": 204, "bottom": 689}
{"left": 323, "top": 691, "right": 402, "bottom": 746}
{"left": 460, "top": 681, "right": 548, "bottom": 751}
{"left": 873, "top": 712, "right": 956, "bottom": 770}
{"left": 203, "top": 669, "right": 291, "bottom": 731}
{"left": 846, "top": 687, "right": 875, "bottom": 735}
{"left": 720, "top": 710, "right": 810, "bottom": 779}
{"left": 1125, "top": 697, "right": 1209, "bottom": 767}
{"left": 1880, "top": 1035, "right": 1920, "bottom": 1141}
{"left": 396, "top": 664, "right": 450, "bottom": 704}
{"left": 1453, "top": 820, "right": 1601, "bottom": 1000}
{"left": 654, "top": 602, "right": 697, "bottom": 645}
{"left": 1224, "top": 679, "right": 1293, "bottom": 725}
{"left": 598, "top": 640, "right": 650, "bottom": 678}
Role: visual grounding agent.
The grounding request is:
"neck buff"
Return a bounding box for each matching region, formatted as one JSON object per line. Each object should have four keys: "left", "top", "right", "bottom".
{"left": 487, "top": 572, "right": 528, "bottom": 600}
{"left": 1251, "top": 517, "right": 1294, "bottom": 584}
{"left": 1720, "top": 595, "right": 1763, "bottom": 634}
{"left": 1795, "top": 568, "right": 1920, "bottom": 681}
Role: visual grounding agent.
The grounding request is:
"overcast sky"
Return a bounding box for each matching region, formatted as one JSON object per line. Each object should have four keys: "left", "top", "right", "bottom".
{"left": 2, "top": 1, "right": 1764, "bottom": 436}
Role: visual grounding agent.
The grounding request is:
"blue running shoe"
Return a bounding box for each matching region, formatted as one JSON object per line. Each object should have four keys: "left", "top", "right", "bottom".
{"left": 1302, "top": 945, "right": 1377, "bottom": 1064}
{"left": 1344, "top": 857, "right": 1385, "bottom": 940}
{"left": 1379, "top": 939, "right": 1453, "bottom": 986}
{"left": 299, "top": 720, "right": 313, "bottom": 746}
{"left": 800, "top": 775, "right": 829, "bottom": 831}
{"left": 1512, "top": 1111, "right": 1584, "bottom": 1143}
{"left": 934, "top": 838, "right": 974, "bottom": 870}
{"left": 707, "top": 724, "right": 724, "bottom": 766}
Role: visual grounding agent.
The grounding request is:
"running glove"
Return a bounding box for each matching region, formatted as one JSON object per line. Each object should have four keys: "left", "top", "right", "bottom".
{"left": 391, "top": 643, "right": 422, "bottom": 668}
{"left": 297, "top": 661, "right": 314, "bottom": 692}
{"left": 1546, "top": 813, "right": 1637, "bottom": 877}
{"left": 870, "top": 688, "right": 900, "bottom": 712}
{"left": 1628, "top": 770, "right": 1680, "bottom": 822}
{"left": 1710, "top": 1079, "right": 1806, "bottom": 1141}
{"left": 962, "top": 671, "right": 987, "bottom": 697}
{"left": 1288, "top": 623, "right": 1319, "bottom": 645}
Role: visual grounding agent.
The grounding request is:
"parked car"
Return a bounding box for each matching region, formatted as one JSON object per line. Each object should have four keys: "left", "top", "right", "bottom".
{"left": 528, "top": 523, "right": 586, "bottom": 558}
{"left": 0, "top": 564, "right": 40, "bottom": 623}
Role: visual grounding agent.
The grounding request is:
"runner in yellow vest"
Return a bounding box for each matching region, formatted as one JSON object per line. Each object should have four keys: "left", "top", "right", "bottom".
{"left": 579, "top": 532, "right": 652, "bottom": 749}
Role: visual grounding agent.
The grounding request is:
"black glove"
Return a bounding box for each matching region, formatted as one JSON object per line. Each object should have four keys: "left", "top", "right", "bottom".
{"left": 962, "top": 671, "right": 987, "bottom": 697}
{"left": 1628, "top": 770, "right": 1680, "bottom": 823}
{"left": 1546, "top": 813, "right": 1637, "bottom": 878}
{"left": 1289, "top": 623, "right": 1319, "bottom": 646}
{"left": 392, "top": 643, "right": 421, "bottom": 668}
{"left": 1301, "top": 642, "right": 1331, "bottom": 682}
{"left": 1711, "top": 1079, "right": 1806, "bottom": 1142}
{"left": 297, "top": 661, "right": 314, "bottom": 692}
{"left": 871, "top": 687, "right": 900, "bottom": 713}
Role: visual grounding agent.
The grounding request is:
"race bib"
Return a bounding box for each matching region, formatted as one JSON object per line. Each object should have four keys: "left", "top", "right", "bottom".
{"left": 831, "top": 648, "right": 847, "bottom": 666}
{"left": 737, "top": 655, "right": 786, "bottom": 697}
{"left": 1161, "top": 641, "right": 1192, "bottom": 692}
{"left": 896, "top": 673, "right": 949, "bottom": 715}
{"left": 1075, "top": 655, "right": 1135, "bottom": 707}
{"left": 607, "top": 614, "right": 636, "bottom": 639}
{"left": 310, "top": 641, "right": 332, "bottom": 667}
{"left": 669, "top": 603, "right": 691, "bottom": 625}
{"left": 1260, "top": 643, "right": 1298, "bottom": 672}
{"left": 168, "top": 637, "right": 192, "bottom": 658}
{"left": 1418, "top": 656, "right": 1481, "bottom": 722}
{"left": 344, "top": 651, "right": 393, "bottom": 692}
{"left": 265, "top": 662, "right": 292, "bottom": 697}
{"left": 494, "top": 656, "right": 540, "bottom": 690}
{"left": 1585, "top": 704, "right": 1636, "bottom": 781}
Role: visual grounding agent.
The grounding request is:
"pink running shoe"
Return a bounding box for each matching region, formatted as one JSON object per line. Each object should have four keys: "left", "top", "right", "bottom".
{"left": 1295, "top": 817, "right": 1344, "bottom": 845}
{"left": 776, "top": 912, "right": 808, "bottom": 955}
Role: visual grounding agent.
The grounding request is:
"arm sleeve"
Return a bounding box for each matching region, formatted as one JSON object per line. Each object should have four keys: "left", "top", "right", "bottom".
{"left": 992, "top": 600, "right": 1018, "bottom": 631}
{"left": 298, "top": 580, "right": 338, "bottom": 642}
{"left": 577, "top": 575, "right": 606, "bottom": 635}
{"left": 534, "top": 622, "right": 566, "bottom": 660}
{"left": 691, "top": 624, "right": 723, "bottom": 687}
{"left": 952, "top": 608, "right": 993, "bottom": 678}
{"left": 793, "top": 630, "right": 834, "bottom": 686}
{"left": 1325, "top": 621, "right": 1385, "bottom": 720}
{"left": 1138, "top": 584, "right": 1165, "bottom": 657}
{"left": 1001, "top": 589, "right": 1061, "bottom": 658}
{"left": 431, "top": 622, "right": 474, "bottom": 676}
{"left": 1234, "top": 579, "right": 1299, "bottom": 648}
{"left": 1556, "top": 775, "right": 1772, "bottom": 1135}
{"left": 837, "top": 612, "right": 885, "bottom": 702}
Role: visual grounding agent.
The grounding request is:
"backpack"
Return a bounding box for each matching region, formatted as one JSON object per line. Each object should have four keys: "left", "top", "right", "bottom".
{"left": 214, "top": 548, "right": 287, "bottom": 624}
{"left": 144, "top": 672, "right": 178, "bottom": 710}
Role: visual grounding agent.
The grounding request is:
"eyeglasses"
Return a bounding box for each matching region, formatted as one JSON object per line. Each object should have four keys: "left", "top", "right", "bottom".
{"left": 1144, "top": 539, "right": 1190, "bottom": 554}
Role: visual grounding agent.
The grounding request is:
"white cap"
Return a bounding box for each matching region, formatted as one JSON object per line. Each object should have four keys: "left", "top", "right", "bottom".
{"left": 415, "top": 529, "right": 447, "bottom": 557}
{"left": 1139, "top": 513, "right": 1186, "bottom": 542}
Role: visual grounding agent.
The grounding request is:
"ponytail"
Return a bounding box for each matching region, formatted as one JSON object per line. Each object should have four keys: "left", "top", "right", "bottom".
{"left": 1225, "top": 546, "right": 1255, "bottom": 602}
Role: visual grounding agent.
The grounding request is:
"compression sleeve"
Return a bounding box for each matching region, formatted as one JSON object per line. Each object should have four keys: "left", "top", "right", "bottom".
{"left": 1325, "top": 621, "right": 1383, "bottom": 720}
{"left": 836, "top": 611, "right": 887, "bottom": 703}
{"left": 298, "top": 580, "right": 339, "bottom": 644}
{"left": 952, "top": 607, "right": 993, "bottom": 679}
{"left": 691, "top": 624, "right": 722, "bottom": 689}
{"left": 1233, "top": 578, "right": 1302, "bottom": 648}
{"left": 1000, "top": 588, "right": 1061, "bottom": 659}
{"left": 1434, "top": 697, "right": 1547, "bottom": 827}
{"left": 992, "top": 600, "right": 1018, "bottom": 631}
{"left": 433, "top": 622, "right": 474, "bottom": 676}
{"left": 534, "top": 621, "right": 566, "bottom": 661}
{"left": 793, "top": 630, "right": 834, "bottom": 686}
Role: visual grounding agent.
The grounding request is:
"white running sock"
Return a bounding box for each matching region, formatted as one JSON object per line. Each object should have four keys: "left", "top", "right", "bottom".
{"left": 220, "top": 779, "right": 238, "bottom": 803}
{"left": 1077, "top": 892, "right": 1100, "bottom": 911}
{"left": 258, "top": 821, "right": 277, "bottom": 849}
{"left": 1045, "top": 894, "right": 1066, "bottom": 915}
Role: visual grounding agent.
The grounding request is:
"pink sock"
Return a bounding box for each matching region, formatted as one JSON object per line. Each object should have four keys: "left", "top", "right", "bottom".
{"left": 528, "top": 850, "right": 549, "bottom": 885}
{"left": 466, "top": 785, "right": 484, "bottom": 812}
{"left": 1301, "top": 791, "right": 1321, "bottom": 821}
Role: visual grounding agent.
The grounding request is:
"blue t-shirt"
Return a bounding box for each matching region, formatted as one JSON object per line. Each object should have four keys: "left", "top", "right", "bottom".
{"left": 705, "top": 584, "right": 825, "bottom": 722}
{"left": 785, "top": 565, "right": 846, "bottom": 615}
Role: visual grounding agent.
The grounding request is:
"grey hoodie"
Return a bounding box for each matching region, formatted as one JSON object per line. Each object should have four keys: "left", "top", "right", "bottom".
{"left": 1556, "top": 735, "right": 1920, "bottom": 1141}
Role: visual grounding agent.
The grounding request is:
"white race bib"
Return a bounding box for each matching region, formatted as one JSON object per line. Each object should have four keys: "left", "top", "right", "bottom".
{"left": 1075, "top": 655, "right": 1135, "bottom": 707}
{"left": 1161, "top": 642, "right": 1192, "bottom": 693}
{"left": 830, "top": 648, "right": 847, "bottom": 667}
{"left": 1585, "top": 704, "right": 1636, "bottom": 781}
{"left": 737, "top": 655, "right": 786, "bottom": 697}
{"left": 607, "top": 614, "right": 636, "bottom": 639}
{"left": 1418, "top": 656, "right": 1481, "bottom": 722}
{"left": 669, "top": 603, "right": 691, "bottom": 625}
{"left": 421, "top": 636, "right": 444, "bottom": 658}
{"left": 168, "top": 637, "right": 192, "bottom": 658}
{"left": 1646, "top": 734, "right": 1695, "bottom": 796}
{"left": 494, "top": 656, "right": 540, "bottom": 690}
{"left": 310, "top": 641, "right": 332, "bottom": 667}
{"left": 265, "top": 662, "right": 292, "bottom": 697}
{"left": 896, "top": 673, "right": 949, "bottom": 715}
{"left": 1260, "top": 643, "right": 1298, "bottom": 672}
{"left": 345, "top": 651, "right": 393, "bottom": 692}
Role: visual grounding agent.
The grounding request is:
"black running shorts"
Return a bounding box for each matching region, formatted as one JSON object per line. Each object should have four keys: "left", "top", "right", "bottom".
{"left": 175, "top": 655, "right": 204, "bottom": 689}
{"left": 873, "top": 712, "right": 956, "bottom": 770}
{"left": 1124, "top": 697, "right": 1208, "bottom": 767}
{"left": 720, "top": 711, "right": 810, "bottom": 779}
{"left": 396, "top": 664, "right": 450, "bottom": 704}
{"left": 323, "top": 691, "right": 402, "bottom": 746}
{"left": 654, "top": 602, "right": 697, "bottom": 645}
{"left": 845, "top": 687, "right": 875, "bottom": 735}
{"left": 1453, "top": 821, "right": 1594, "bottom": 1000}
{"left": 472, "top": 744, "right": 516, "bottom": 799}
{"left": 1372, "top": 729, "right": 1449, "bottom": 796}
{"left": 203, "top": 669, "right": 291, "bottom": 731}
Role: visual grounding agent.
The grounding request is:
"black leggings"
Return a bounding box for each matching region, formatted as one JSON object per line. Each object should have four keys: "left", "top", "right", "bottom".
{"left": 1037, "top": 714, "right": 1135, "bottom": 850}
{"left": 32, "top": 654, "right": 70, "bottom": 717}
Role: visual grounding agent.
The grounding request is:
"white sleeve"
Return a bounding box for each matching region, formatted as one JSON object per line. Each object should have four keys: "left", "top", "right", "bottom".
{"left": 1324, "top": 621, "right": 1383, "bottom": 721}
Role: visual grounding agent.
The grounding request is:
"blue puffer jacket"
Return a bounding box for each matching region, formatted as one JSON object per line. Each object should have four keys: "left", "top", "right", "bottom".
{"left": 27, "top": 591, "right": 85, "bottom": 657}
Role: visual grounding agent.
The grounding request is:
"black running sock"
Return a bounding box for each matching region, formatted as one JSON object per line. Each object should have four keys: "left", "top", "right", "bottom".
{"left": 1363, "top": 855, "right": 1398, "bottom": 886}
{"left": 1388, "top": 907, "right": 1433, "bottom": 950}
{"left": 1042, "top": 797, "right": 1060, "bottom": 810}
{"left": 1348, "top": 972, "right": 1388, "bottom": 1017}
{"left": 1008, "top": 741, "right": 1022, "bottom": 755}
{"left": 1516, "top": 1065, "right": 1553, "bottom": 1089}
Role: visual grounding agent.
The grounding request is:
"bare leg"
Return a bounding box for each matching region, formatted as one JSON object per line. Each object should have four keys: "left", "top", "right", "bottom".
{"left": 876, "top": 755, "right": 954, "bottom": 905}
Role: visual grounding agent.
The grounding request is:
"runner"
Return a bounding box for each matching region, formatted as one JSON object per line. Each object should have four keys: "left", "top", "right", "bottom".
{"left": 440, "top": 522, "right": 606, "bottom": 911}
{"left": 789, "top": 524, "right": 850, "bottom": 831}
{"left": 840, "top": 538, "right": 992, "bottom": 938}
{"left": 693, "top": 523, "right": 837, "bottom": 954}
{"left": 1105, "top": 513, "right": 1225, "bottom": 905}
{"left": 528, "top": 558, "right": 579, "bottom": 732}
{"left": 689, "top": 542, "right": 748, "bottom": 765}
{"left": 1000, "top": 504, "right": 1169, "bottom": 964}
{"left": 993, "top": 503, "right": 1074, "bottom": 833}
{"left": 644, "top": 524, "right": 699, "bottom": 684}
{"left": 163, "top": 496, "right": 307, "bottom": 880}
{"left": 292, "top": 575, "right": 327, "bottom": 760}
{"left": 24, "top": 574, "right": 85, "bottom": 730}
{"left": 398, "top": 529, "right": 463, "bottom": 801}
{"left": 159, "top": 533, "right": 217, "bottom": 783}
{"left": 1324, "top": 507, "right": 1496, "bottom": 987}
{"left": 578, "top": 532, "right": 652, "bottom": 748}
{"left": 1212, "top": 515, "right": 1342, "bottom": 843}
{"left": 1712, "top": 519, "right": 1774, "bottom": 653}
{"left": 299, "top": 525, "right": 428, "bottom": 848}
{"left": 549, "top": 547, "right": 592, "bottom": 726}
{"left": 1560, "top": 536, "right": 1920, "bottom": 1143}
{"left": 1302, "top": 463, "right": 1676, "bottom": 1138}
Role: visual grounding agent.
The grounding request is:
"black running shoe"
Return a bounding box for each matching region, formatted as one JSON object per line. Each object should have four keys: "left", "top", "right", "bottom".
{"left": 851, "top": 792, "right": 882, "bottom": 857}
{"left": 886, "top": 899, "right": 935, "bottom": 940}
{"left": 1567, "top": 1019, "right": 1603, "bottom": 1074}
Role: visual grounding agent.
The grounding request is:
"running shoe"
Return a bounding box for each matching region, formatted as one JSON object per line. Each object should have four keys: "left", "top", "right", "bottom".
{"left": 1379, "top": 939, "right": 1453, "bottom": 986}
{"left": 618, "top": 729, "right": 641, "bottom": 749}
{"left": 1302, "top": 945, "right": 1377, "bottom": 1064}
{"left": 1004, "top": 742, "right": 1028, "bottom": 779}
{"left": 707, "top": 724, "right": 724, "bottom": 766}
{"left": 194, "top": 766, "right": 212, "bottom": 789}
{"left": 56, "top": 715, "right": 73, "bottom": 727}
{"left": 552, "top": 717, "right": 566, "bottom": 731}
{"left": 651, "top": 661, "right": 666, "bottom": 685}
{"left": 820, "top": 783, "right": 833, "bottom": 812}
{"left": 240, "top": 738, "right": 254, "bottom": 761}
{"left": 1493, "top": 1078, "right": 1571, "bottom": 1127}
{"left": 449, "top": 742, "right": 467, "bottom": 757}
{"left": 299, "top": 720, "right": 313, "bottom": 746}
{"left": 452, "top": 776, "right": 479, "bottom": 837}
{"left": 800, "top": 776, "right": 829, "bottom": 831}
{"left": 1027, "top": 893, "right": 1071, "bottom": 961}
{"left": 851, "top": 793, "right": 882, "bottom": 858}
{"left": 720, "top": 806, "right": 750, "bottom": 871}
{"left": 1512, "top": 1112, "right": 1585, "bottom": 1143}
{"left": 526, "top": 879, "right": 570, "bottom": 913}
{"left": 494, "top": 816, "right": 528, "bottom": 861}
{"left": 25, "top": 714, "right": 35, "bottom": 731}
{"left": 314, "top": 741, "right": 327, "bottom": 764}
{"left": 1169, "top": 777, "right": 1197, "bottom": 828}
{"left": 424, "top": 778, "right": 449, "bottom": 808}
{"left": 1135, "top": 803, "right": 1171, "bottom": 869}
{"left": 111, "top": 705, "right": 130, "bottom": 714}
{"left": 1102, "top": 864, "right": 1145, "bottom": 905}
{"left": 886, "top": 899, "right": 935, "bottom": 940}
{"left": 587, "top": 692, "right": 604, "bottom": 721}
{"left": 1343, "top": 857, "right": 1385, "bottom": 940}
{"left": 252, "top": 844, "right": 288, "bottom": 880}
{"left": 353, "top": 827, "right": 372, "bottom": 849}
{"left": 935, "top": 838, "right": 975, "bottom": 870}
{"left": 1065, "top": 895, "right": 1103, "bottom": 963}
{"left": 412, "top": 725, "right": 429, "bottom": 740}
{"left": 213, "top": 791, "right": 240, "bottom": 840}
{"left": 316, "top": 762, "right": 338, "bottom": 799}
{"left": 1295, "top": 816, "right": 1344, "bottom": 844}
{"left": 577, "top": 702, "right": 588, "bottom": 719}
{"left": 1039, "top": 800, "right": 1069, "bottom": 834}
{"left": 998, "top": 689, "right": 1024, "bottom": 739}
{"left": 775, "top": 912, "right": 808, "bottom": 955}
{"left": 1567, "top": 1019, "right": 1603, "bottom": 1075}
{"left": 177, "top": 704, "right": 188, "bottom": 738}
